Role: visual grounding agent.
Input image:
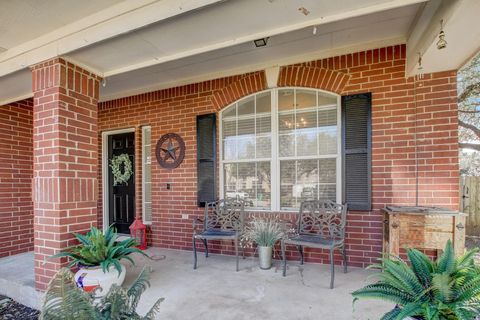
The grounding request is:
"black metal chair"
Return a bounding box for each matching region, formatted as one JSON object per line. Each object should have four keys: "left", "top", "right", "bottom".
{"left": 281, "top": 200, "right": 348, "bottom": 289}
{"left": 193, "top": 199, "right": 245, "bottom": 271}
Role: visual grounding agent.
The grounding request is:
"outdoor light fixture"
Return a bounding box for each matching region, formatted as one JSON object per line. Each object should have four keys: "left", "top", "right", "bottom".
{"left": 101, "top": 78, "right": 107, "bottom": 87}
{"left": 437, "top": 19, "right": 447, "bottom": 50}
{"left": 254, "top": 37, "right": 269, "bottom": 47}
{"left": 417, "top": 52, "right": 424, "bottom": 79}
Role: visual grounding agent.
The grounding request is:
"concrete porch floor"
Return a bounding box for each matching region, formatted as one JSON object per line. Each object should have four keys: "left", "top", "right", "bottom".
{"left": 0, "top": 249, "right": 391, "bottom": 319}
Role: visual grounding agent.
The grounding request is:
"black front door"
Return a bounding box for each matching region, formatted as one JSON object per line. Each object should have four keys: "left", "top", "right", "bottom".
{"left": 108, "top": 132, "right": 135, "bottom": 234}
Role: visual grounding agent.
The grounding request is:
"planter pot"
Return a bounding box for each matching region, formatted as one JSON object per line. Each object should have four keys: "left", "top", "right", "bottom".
{"left": 258, "top": 246, "right": 273, "bottom": 270}
{"left": 75, "top": 264, "right": 126, "bottom": 297}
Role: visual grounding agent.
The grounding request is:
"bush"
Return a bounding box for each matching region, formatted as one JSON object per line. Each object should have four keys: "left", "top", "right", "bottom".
{"left": 352, "top": 240, "right": 480, "bottom": 320}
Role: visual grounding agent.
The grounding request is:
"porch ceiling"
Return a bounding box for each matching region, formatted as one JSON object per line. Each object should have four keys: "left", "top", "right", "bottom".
{"left": 0, "top": 0, "right": 478, "bottom": 105}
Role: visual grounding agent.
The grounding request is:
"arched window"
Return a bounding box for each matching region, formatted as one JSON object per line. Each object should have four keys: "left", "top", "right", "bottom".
{"left": 220, "top": 88, "right": 341, "bottom": 211}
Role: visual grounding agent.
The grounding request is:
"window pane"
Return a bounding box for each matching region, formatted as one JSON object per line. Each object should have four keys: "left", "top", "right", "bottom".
{"left": 256, "top": 135, "right": 271, "bottom": 158}
{"left": 278, "top": 89, "right": 294, "bottom": 111}
{"left": 223, "top": 137, "right": 236, "bottom": 160}
{"left": 223, "top": 104, "right": 236, "bottom": 118}
{"left": 256, "top": 92, "right": 271, "bottom": 113}
{"left": 318, "top": 91, "right": 337, "bottom": 105}
{"left": 280, "top": 161, "right": 295, "bottom": 209}
{"left": 296, "top": 110, "right": 317, "bottom": 156}
{"left": 318, "top": 108, "right": 337, "bottom": 154}
{"left": 297, "top": 159, "right": 318, "bottom": 204}
{"left": 224, "top": 163, "right": 237, "bottom": 198}
{"left": 238, "top": 96, "right": 254, "bottom": 116}
{"left": 142, "top": 126, "right": 152, "bottom": 224}
{"left": 224, "top": 162, "right": 270, "bottom": 209}
{"left": 237, "top": 117, "right": 255, "bottom": 159}
{"left": 279, "top": 133, "right": 294, "bottom": 157}
{"left": 237, "top": 138, "right": 255, "bottom": 160}
{"left": 256, "top": 162, "right": 271, "bottom": 208}
{"left": 279, "top": 112, "right": 294, "bottom": 131}
{"left": 256, "top": 115, "right": 271, "bottom": 133}
{"left": 319, "top": 158, "right": 336, "bottom": 201}
{"left": 296, "top": 89, "right": 316, "bottom": 110}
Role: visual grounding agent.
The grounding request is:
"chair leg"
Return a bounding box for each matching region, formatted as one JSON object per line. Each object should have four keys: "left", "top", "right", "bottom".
{"left": 281, "top": 240, "right": 287, "bottom": 277}
{"left": 193, "top": 236, "right": 198, "bottom": 270}
{"left": 329, "top": 247, "right": 335, "bottom": 289}
{"left": 202, "top": 239, "right": 209, "bottom": 258}
{"left": 297, "top": 245, "right": 304, "bottom": 265}
{"left": 342, "top": 245, "right": 347, "bottom": 274}
{"left": 234, "top": 237, "right": 239, "bottom": 272}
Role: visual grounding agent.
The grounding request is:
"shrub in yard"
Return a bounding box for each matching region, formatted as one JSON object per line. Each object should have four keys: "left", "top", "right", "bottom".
{"left": 40, "top": 266, "right": 163, "bottom": 320}
{"left": 352, "top": 240, "right": 480, "bottom": 320}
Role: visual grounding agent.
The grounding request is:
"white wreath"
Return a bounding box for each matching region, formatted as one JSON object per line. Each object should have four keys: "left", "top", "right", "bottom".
{"left": 110, "top": 153, "right": 133, "bottom": 186}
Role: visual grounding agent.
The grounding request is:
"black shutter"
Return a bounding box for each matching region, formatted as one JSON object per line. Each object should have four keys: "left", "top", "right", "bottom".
{"left": 197, "top": 113, "right": 216, "bottom": 207}
{"left": 342, "top": 93, "right": 372, "bottom": 211}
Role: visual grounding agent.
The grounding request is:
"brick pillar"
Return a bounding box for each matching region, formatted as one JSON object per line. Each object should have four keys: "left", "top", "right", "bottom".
{"left": 31, "top": 58, "right": 101, "bottom": 290}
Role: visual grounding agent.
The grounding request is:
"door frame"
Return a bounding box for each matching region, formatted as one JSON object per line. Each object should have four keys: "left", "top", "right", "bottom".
{"left": 101, "top": 127, "right": 136, "bottom": 233}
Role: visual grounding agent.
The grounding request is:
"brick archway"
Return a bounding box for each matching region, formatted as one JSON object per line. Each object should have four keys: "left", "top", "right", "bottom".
{"left": 211, "top": 66, "right": 350, "bottom": 111}
{"left": 277, "top": 65, "right": 350, "bottom": 94}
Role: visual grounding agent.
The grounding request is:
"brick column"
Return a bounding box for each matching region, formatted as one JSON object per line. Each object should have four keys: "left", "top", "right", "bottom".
{"left": 31, "top": 58, "right": 101, "bottom": 290}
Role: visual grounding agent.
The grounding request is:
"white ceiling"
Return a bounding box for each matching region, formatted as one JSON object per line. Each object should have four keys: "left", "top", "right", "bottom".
{"left": 0, "top": 0, "right": 479, "bottom": 105}
{"left": 0, "top": 0, "right": 119, "bottom": 50}
{"left": 95, "top": 4, "right": 419, "bottom": 101}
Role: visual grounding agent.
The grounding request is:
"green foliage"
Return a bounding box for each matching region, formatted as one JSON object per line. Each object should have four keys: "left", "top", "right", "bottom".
{"left": 40, "top": 267, "right": 164, "bottom": 320}
{"left": 242, "top": 216, "right": 285, "bottom": 247}
{"left": 50, "top": 225, "right": 148, "bottom": 274}
{"left": 352, "top": 240, "right": 480, "bottom": 320}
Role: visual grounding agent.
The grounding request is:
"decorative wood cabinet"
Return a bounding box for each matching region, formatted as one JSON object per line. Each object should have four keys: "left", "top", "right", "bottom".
{"left": 383, "top": 206, "right": 466, "bottom": 257}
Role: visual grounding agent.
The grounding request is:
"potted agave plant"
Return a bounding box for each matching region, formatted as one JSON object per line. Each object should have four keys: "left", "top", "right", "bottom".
{"left": 352, "top": 240, "right": 480, "bottom": 320}
{"left": 50, "top": 225, "right": 148, "bottom": 297}
{"left": 40, "top": 267, "right": 163, "bottom": 320}
{"left": 243, "top": 217, "right": 285, "bottom": 270}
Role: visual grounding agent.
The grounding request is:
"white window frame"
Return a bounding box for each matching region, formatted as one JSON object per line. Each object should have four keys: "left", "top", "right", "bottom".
{"left": 219, "top": 87, "right": 342, "bottom": 212}
{"left": 142, "top": 126, "right": 152, "bottom": 224}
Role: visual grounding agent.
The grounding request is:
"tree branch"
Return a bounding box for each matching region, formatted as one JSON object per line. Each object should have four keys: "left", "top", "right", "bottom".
{"left": 459, "top": 108, "right": 480, "bottom": 114}
{"left": 459, "top": 119, "right": 480, "bottom": 139}
{"left": 458, "top": 82, "right": 480, "bottom": 102}
{"left": 459, "top": 142, "right": 480, "bottom": 151}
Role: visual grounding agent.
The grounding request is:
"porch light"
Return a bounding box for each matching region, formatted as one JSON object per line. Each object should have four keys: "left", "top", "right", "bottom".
{"left": 254, "top": 37, "right": 269, "bottom": 47}
{"left": 129, "top": 217, "right": 147, "bottom": 250}
{"left": 437, "top": 19, "right": 447, "bottom": 50}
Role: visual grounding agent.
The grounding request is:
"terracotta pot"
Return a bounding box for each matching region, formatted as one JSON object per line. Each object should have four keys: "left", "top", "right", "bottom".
{"left": 74, "top": 264, "right": 126, "bottom": 297}
{"left": 258, "top": 246, "right": 273, "bottom": 270}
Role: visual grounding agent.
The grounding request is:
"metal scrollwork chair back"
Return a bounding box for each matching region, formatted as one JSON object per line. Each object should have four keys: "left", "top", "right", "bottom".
{"left": 193, "top": 199, "right": 245, "bottom": 271}
{"left": 282, "top": 200, "right": 348, "bottom": 289}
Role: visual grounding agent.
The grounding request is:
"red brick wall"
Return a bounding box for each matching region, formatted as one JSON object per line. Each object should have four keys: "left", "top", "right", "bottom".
{"left": 98, "top": 44, "right": 459, "bottom": 267}
{"left": 0, "top": 99, "right": 34, "bottom": 258}
{"left": 31, "top": 58, "right": 100, "bottom": 290}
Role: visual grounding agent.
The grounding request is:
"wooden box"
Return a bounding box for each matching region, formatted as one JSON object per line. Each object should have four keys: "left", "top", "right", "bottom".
{"left": 383, "top": 206, "right": 466, "bottom": 257}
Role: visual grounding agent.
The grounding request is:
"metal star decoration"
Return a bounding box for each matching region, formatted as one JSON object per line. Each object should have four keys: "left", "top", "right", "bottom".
{"left": 155, "top": 133, "right": 186, "bottom": 169}
{"left": 161, "top": 138, "right": 179, "bottom": 161}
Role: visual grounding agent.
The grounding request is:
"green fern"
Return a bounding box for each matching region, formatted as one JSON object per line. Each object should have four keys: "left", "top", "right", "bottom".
{"left": 352, "top": 240, "right": 480, "bottom": 320}
{"left": 41, "top": 267, "right": 164, "bottom": 320}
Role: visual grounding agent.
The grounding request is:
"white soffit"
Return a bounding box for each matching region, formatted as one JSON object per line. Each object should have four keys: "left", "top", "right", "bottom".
{"left": 0, "top": 0, "right": 120, "bottom": 49}
{"left": 66, "top": 0, "right": 427, "bottom": 77}
{"left": 97, "top": 3, "right": 420, "bottom": 101}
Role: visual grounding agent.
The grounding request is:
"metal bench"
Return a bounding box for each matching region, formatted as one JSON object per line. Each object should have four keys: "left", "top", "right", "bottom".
{"left": 281, "top": 200, "right": 348, "bottom": 289}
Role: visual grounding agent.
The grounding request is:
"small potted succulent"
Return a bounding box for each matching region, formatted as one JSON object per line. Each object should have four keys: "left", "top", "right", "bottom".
{"left": 50, "top": 225, "right": 148, "bottom": 297}
{"left": 243, "top": 217, "right": 285, "bottom": 269}
{"left": 352, "top": 240, "right": 480, "bottom": 320}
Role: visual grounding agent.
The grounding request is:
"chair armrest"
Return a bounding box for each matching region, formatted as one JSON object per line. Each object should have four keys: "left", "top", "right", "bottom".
{"left": 193, "top": 218, "right": 204, "bottom": 233}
